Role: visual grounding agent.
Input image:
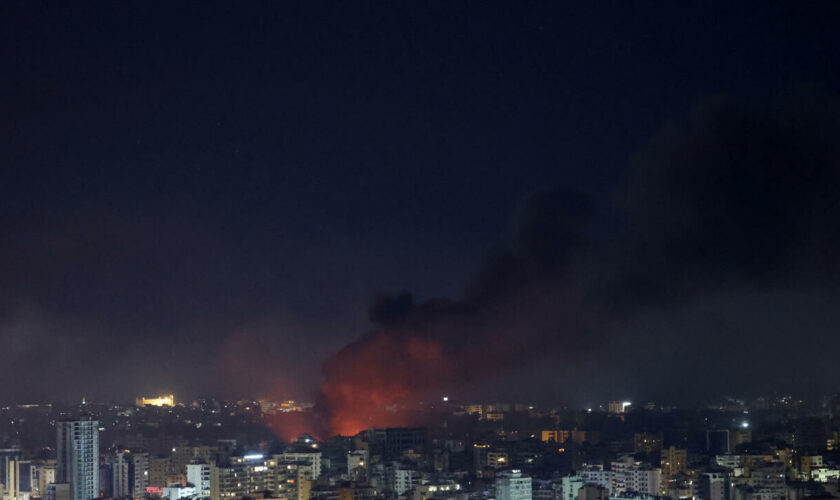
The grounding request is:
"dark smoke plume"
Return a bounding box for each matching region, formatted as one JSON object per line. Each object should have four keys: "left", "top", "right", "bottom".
{"left": 309, "top": 90, "right": 840, "bottom": 437}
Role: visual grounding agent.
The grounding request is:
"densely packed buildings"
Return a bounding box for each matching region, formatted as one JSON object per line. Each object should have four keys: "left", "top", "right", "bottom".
{"left": 3, "top": 396, "right": 840, "bottom": 500}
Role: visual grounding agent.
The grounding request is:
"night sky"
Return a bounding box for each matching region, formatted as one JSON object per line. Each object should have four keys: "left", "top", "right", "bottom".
{"left": 2, "top": 2, "right": 840, "bottom": 407}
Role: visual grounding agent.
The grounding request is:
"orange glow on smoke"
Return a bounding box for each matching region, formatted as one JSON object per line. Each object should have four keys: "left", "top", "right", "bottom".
{"left": 317, "top": 332, "right": 452, "bottom": 436}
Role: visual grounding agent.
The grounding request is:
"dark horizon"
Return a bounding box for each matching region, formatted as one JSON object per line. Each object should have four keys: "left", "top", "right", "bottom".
{"left": 2, "top": 2, "right": 840, "bottom": 431}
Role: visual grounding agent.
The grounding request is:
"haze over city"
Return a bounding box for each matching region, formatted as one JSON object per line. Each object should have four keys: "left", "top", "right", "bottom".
{"left": 2, "top": 0, "right": 840, "bottom": 479}
{"left": 5, "top": 4, "right": 840, "bottom": 500}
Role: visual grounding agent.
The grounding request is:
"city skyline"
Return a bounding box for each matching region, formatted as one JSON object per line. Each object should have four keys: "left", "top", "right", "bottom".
{"left": 2, "top": 0, "right": 840, "bottom": 442}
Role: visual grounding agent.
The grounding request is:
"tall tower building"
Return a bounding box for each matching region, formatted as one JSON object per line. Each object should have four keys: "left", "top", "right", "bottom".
{"left": 56, "top": 418, "right": 99, "bottom": 500}
{"left": 129, "top": 452, "right": 149, "bottom": 498}
{"left": 111, "top": 452, "right": 130, "bottom": 498}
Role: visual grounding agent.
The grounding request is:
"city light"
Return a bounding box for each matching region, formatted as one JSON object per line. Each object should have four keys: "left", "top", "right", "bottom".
{"left": 136, "top": 395, "right": 175, "bottom": 407}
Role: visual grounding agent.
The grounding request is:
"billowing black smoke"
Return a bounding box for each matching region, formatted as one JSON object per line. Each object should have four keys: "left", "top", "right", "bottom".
{"left": 314, "top": 90, "right": 840, "bottom": 434}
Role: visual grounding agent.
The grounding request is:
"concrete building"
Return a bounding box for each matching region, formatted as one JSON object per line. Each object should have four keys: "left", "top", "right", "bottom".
{"left": 209, "top": 455, "right": 273, "bottom": 500}
{"left": 186, "top": 463, "right": 211, "bottom": 497}
{"left": 695, "top": 472, "right": 731, "bottom": 500}
{"left": 274, "top": 452, "right": 321, "bottom": 480}
{"left": 411, "top": 482, "right": 461, "bottom": 500}
{"left": 497, "top": 470, "right": 532, "bottom": 500}
{"left": 1, "top": 449, "right": 23, "bottom": 493}
{"left": 161, "top": 485, "right": 195, "bottom": 499}
{"left": 45, "top": 484, "right": 70, "bottom": 500}
{"left": 389, "top": 466, "right": 415, "bottom": 496}
{"left": 610, "top": 456, "right": 661, "bottom": 496}
{"left": 6, "top": 459, "right": 32, "bottom": 500}
{"left": 715, "top": 455, "right": 740, "bottom": 470}
{"left": 110, "top": 452, "right": 130, "bottom": 498}
{"left": 56, "top": 418, "right": 99, "bottom": 500}
{"left": 170, "top": 446, "right": 216, "bottom": 476}
{"left": 129, "top": 452, "right": 149, "bottom": 498}
{"left": 30, "top": 462, "right": 56, "bottom": 499}
{"left": 660, "top": 447, "right": 687, "bottom": 491}
{"left": 749, "top": 463, "right": 785, "bottom": 500}
{"left": 578, "top": 485, "right": 609, "bottom": 500}
{"left": 561, "top": 476, "right": 584, "bottom": 500}
{"left": 579, "top": 466, "right": 612, "bottom": 491}
{"left": 148, "top": 457, "right": 170, "bottom": 487}
{"left": 347, "top": 450, "right": 368, "bottom": 476}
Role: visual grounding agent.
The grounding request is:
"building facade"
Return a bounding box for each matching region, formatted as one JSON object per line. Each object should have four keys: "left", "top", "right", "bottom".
{"left": 56, "top": 418, "right": 99, "bottom": 500}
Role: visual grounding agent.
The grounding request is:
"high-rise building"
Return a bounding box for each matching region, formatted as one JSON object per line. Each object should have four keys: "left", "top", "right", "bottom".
{"left": 6, "top": 459, "right": 33, "bottom": 500}
{"left": 0, "top": 448, "right": 23, "bottom": 490}
{"left": 129, "top": 452, "right": 150, "bottom": 498}
{"left": 496, "top": 470, "right": 532, "bottom": 500}
{"left": 56, "top": 418, "right": 99, "bottom": 500}
{"left": 661, "top": 446, "right": 687, "bottom": 478}
{"left": 98, "top": 463, "right": 113, "bottom": 498}
{"left": 110, "top": 452, "right": 130, "bottom": 498}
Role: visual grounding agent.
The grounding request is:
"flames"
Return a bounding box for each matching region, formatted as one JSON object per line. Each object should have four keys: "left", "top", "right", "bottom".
{"left": 316, "top": 331, "right": 452, "bottom": 436}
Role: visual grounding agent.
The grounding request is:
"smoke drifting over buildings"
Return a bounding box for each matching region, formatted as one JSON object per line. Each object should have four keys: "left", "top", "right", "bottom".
{"left": 312, "top": 92, "right": 840, "bottom": 436}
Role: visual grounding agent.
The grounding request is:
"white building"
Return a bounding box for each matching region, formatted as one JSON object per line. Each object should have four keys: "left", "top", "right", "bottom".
{"left": 811, "top": 467, "right": 839, "bottom": 483}
{"left": 391, "top": 468, "right": 415, "bottom": 496}
{"left": 496, "top": 470, "right": 533, "bottom": 500}
{"left": 716, "top": 455, "right": 741, "bottom": 469}
{"left": 625, "top": 468, "right": 660, "bottom": 496}
{"left": 609, "top": 457, "right": 661, "bottom": 496}
{"left": 562, "top": 475, "right": 584, "bottom": 500}
{"left": 580, "top": 466, "right": 612, "bottom": 491}
{"left": 56, "top": 418, "right": 99, "bottom": 500}
{"left": 186, "top": 463, "right": 211, "bottom": 497}
{"left": 162, "top": 485, "right": 196, "bottom": 499}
